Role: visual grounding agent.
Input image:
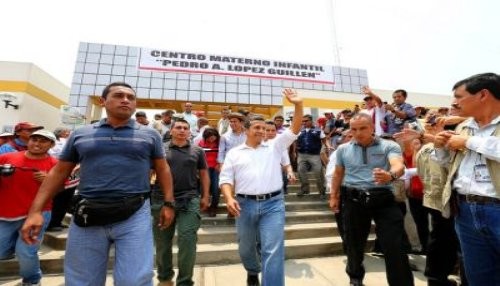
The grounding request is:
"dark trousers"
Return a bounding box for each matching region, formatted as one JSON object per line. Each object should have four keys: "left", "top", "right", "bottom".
{"left": 425, "top": 208, "right": 460, "bottom": 286}
{"left": 408, "top": 198, "right": 430, "bottom": 252}
{"left": 343, "top": 192, "right": 414, "bottom": 286}
{"left": 48, "top": 187, "right": 76, "bottom": 228}
{"left": 335, "top": 188, "right": 346, "bottom": 252}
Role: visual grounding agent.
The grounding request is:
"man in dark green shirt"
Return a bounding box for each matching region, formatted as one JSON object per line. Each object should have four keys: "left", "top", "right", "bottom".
{"left": 152, "top": 118, "right": 209, "bottom": 286}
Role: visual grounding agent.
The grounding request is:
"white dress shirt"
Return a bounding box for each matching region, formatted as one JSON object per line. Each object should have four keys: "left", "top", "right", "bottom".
{"left": 219, "top": 129, "right": 298, "bottom": 195}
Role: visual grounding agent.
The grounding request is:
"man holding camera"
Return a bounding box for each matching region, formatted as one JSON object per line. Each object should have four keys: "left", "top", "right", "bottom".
{"left": 383, "top": 89, "right": 417, "bottom": 135}
{"left": 329, "top": 113, "right": 414, "bottom": 286}
{"left": 0, "top": 130, "right": 58, "bottom": 286}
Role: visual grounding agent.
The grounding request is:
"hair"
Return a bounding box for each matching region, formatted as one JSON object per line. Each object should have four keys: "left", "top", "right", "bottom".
{"left": 265, "top": 120, "right": 276, "bottom": 128}
{"left": 53, "top": 127, "right": 70, "bottom": 140}
{"left": 244, "top": 115, "right": 265, "bottom": 129}
{"left": 273, "top": 115, "right": 284, "bottom": 120}
{"left": 197, "top": 117, "right": 209, "bottom": 125}
{"left": 202, "top": 127, "right": 220, "bottom": 143}
{"left": 238, "top": 109, "right": 250, "bottom": 116}
{"left": 171, "top": 118, "right": 190, "bottom": 128}
{"left": 452, "top": 73, "right": 500, "bottom": 100}
{"left": 101, "top": 82, "right": 134, "bottom": 99}
{"left": 162, "top": 109, "right": 175, "bottom": 116}
{"left": 351, "top": 112, "right": 374, "bottom": 125}
{"left": 302, "top": 114, "right": 313, "bottom": 121}
{"left": 393, "top": 89, "right": 408, "bottom": 98}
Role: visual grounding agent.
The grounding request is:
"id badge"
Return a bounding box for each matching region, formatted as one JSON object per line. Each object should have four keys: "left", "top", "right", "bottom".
{"left": 473, "top": 164, "right": 491, "bottom": 183}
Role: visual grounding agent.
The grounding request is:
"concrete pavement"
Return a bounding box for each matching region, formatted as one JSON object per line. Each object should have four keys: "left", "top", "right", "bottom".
{"left": 1, "top": 254, "right": 431, "bottom": 286}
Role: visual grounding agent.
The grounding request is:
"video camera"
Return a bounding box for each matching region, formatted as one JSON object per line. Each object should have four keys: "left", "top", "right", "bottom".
{"left": 0, "top": 164, "right": 15, "bottom": 176}
{"left": 0, "top": 164, "right": 39, "bottom": 177}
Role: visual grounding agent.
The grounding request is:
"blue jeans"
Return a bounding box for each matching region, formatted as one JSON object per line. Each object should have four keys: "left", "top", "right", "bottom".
{"left": 64, "top": 200, "right": 154, "bottom": 286}
{"left": 0, "top": 211, "right": 51, "bottom": 284}
{"left": 208, "top": 168, "right": 220, "bottom": 209}
{"left": 236, "top": 192, "right": 285, "bottom": 286}
{"left": 455, "top": 200, "right": 500, "bottom": 286}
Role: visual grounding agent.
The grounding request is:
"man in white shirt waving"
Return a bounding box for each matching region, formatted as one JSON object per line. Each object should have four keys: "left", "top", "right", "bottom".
{"left": 219, "top": 88, "right": 303, "bottom": 286}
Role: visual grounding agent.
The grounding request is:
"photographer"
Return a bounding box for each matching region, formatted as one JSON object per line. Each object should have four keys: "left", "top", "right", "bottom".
{"left": 383, "top": 89, "right": 417, "bottom": 135}
{"left": 0, "top": 130, "right": 58, "bottom": 286}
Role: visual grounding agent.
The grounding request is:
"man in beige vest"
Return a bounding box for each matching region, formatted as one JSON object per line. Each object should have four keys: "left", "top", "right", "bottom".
{"left": 434, "top": 73, "right": 500, "bottom": 286}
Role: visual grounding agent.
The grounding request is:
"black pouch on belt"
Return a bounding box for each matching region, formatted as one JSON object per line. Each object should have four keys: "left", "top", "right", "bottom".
{"left": 358, "top": 188, "right": 395, "bottom": 208}
{"left": 73, "top": 193, "right": 147, "bottom": 227}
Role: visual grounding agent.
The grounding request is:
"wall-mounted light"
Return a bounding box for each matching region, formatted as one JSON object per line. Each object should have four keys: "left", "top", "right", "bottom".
{"left": 0, "top": 93, "right": 20, "bottom": 110}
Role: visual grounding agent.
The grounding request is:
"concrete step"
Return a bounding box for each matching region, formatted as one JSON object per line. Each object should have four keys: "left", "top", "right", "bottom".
{"left": 43, "top": 222, "right": 341, "bottom": 250}
{"left": 201, "top": 210, "right": 335, "bottom": 227}
{"left": 210, "top": 200, "right": 330, "bottom": 214}
{"left": 0, "top": 236, "right": 375, "bottom": 276}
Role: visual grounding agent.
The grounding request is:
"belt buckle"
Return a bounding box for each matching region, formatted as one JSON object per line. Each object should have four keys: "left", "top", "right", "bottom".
{"left": 464, "top": 195, "right": 475, "bottom": 203}
{"left": 255, "top": 194, "right": 267, "bottom": 201}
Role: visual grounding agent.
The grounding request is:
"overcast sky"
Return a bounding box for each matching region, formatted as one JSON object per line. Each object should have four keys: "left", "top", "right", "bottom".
{"left": 1, "top": 0, "right": 498, "bottom": 96}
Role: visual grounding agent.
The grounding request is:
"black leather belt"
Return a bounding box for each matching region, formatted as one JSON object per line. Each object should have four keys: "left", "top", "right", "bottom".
{"left": 237, "top": 190, "right": 281, "bottom": 201}
{"left": 457, "top": 194, "right": 500, "bottom": 204}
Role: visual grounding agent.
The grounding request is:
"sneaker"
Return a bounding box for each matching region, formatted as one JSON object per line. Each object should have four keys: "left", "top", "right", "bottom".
{"left": 247, "top": 274, "right": 260, "bottom": 286}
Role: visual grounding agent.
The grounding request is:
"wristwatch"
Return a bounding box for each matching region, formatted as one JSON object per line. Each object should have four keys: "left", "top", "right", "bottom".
{"left": 162, "top": 201, "right": 175, "bottom": 208}
{"left": 389, "top": 171, "right": 399, "bottom": 181}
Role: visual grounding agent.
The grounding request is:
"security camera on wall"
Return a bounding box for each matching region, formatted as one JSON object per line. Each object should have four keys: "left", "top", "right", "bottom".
{"left": 0, "top": 92, "right": 22, "bottom": 110}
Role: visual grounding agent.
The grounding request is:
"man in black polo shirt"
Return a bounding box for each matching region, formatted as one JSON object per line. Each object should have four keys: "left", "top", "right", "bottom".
{"left": 151, "top": 118, "right": 209, "bottom": 286}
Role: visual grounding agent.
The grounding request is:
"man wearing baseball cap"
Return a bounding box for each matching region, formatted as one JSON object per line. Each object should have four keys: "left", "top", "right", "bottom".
{"left": 0, "top": 122, "right": 43, "bottom": 155}
{"left": 0, "top": 129, "right": 57, "bottom": 286}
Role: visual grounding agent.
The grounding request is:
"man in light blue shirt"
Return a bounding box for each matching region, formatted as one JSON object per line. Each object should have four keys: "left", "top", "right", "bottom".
{"left": 329, "top": 113, "right": 413, "bottom": 286}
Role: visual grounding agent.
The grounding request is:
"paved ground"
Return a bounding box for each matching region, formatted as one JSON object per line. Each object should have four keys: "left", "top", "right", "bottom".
{"left": 1, "top": 254, "right": 430, "bottom": 286}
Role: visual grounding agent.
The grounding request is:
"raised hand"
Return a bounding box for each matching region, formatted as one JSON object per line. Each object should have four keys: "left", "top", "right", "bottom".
{"left": 282, "top": 88, "right": 303, "bottom": 105}
{"left": 361, "top": 86, "right": 373, "bottom": 95}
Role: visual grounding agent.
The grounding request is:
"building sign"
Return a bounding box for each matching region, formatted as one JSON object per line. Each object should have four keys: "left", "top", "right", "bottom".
{"left": 138, "top": 48, "right": 335, "bottom": 85}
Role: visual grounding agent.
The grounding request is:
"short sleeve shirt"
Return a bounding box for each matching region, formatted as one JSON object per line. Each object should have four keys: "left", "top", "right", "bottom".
{"left": 336, "top": 137, "right": 402, "bottom": 189}
{"left": 166, "top": 142, "right": 207, "bottom": 199}
{"left": 59, "top": 119, "right": 165, "bottom": 198}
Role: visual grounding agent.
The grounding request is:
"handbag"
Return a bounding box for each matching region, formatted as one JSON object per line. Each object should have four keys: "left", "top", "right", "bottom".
{"left": 73, "top": 193, "right": 147, "bottom": 227}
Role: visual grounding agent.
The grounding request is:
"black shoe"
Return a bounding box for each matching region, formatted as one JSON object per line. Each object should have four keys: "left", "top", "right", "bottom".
{"left": 247, "top": 274, "right": 260, "bottom": 286}
{"left": 349, "top": 278, "right": 363, "bottom": 286}
{"left": 297, "top": 190, "right": 309, "bottom": 197}
{"left": 46, "top": 226, "right": 63, "bottom": 232}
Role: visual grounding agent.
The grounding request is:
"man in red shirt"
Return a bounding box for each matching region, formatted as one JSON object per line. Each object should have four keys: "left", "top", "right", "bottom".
{"left": 0, "top": 130, "right": 58, "bottom": 286}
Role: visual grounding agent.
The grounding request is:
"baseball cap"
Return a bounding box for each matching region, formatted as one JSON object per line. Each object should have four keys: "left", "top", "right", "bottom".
{"left": 14, "top": 122, "right": 44, "bottom": 132}
{"left": 0, "top": 132, "right": 13, "bottom": 138}
{"left": 30, "top": 130, "right": 56, "bottom": 142}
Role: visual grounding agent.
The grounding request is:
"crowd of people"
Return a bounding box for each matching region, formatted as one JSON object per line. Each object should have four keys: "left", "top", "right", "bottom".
{"left": 0, "top": 72, "right": 498, "bottom": 286}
